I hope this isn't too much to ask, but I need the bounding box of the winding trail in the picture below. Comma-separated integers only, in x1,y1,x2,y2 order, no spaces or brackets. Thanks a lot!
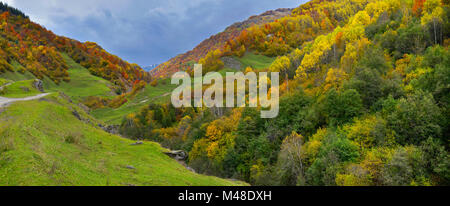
0,82,12,90
0,93,50,107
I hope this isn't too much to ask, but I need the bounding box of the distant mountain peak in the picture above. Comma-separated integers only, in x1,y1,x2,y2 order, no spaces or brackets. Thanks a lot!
150,8,293,78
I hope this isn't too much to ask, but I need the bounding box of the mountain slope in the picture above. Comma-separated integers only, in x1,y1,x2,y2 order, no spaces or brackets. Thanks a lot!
143,64,158,71
0,2,150,92
43,53,114,101
0,93,245,186
0,3,246,185
120,0,450,186
151,8,292,78
152,0,370,78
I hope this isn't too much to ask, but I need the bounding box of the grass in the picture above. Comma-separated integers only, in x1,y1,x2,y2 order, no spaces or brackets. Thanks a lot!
0,55,176,126
92,78,178,125
0,55,113,102
218,67,239,76
0,79,41,98
235,52,276,70
43,53,113,102
0,94,246,186
0,78,12,86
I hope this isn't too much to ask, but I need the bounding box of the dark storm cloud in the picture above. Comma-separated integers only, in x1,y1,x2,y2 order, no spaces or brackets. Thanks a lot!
3,0,303,66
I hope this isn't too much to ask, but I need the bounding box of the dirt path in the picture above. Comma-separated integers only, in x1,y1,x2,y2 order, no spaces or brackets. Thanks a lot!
138,92,171,104
0,82,12,90
0,93,50,107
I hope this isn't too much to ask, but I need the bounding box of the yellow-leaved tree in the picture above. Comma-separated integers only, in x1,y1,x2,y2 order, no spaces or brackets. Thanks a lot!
421,0,444,45
270,56,291,91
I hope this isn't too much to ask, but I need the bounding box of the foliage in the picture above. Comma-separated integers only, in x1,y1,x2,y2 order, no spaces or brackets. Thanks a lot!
323,88,364,126
155,0,450,186
0,9,150,91
343,115,395,150
0,2,27,18
386,90,444,145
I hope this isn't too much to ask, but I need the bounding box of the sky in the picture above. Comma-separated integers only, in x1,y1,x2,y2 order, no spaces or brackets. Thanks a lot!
2,0,303,66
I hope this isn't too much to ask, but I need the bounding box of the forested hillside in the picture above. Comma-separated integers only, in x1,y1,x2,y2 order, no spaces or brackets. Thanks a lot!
121,0,450,186
0,0,448,186
0,2,150,93
151,8,293,78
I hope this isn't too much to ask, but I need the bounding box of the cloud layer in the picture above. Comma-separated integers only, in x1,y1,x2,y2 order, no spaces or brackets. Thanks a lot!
3,0,302,66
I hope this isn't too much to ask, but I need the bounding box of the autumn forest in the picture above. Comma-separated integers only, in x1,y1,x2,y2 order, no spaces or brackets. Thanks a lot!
0,0,449,186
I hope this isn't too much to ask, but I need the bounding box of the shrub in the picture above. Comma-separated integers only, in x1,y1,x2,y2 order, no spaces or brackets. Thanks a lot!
323,88,364,126
386,90,443,145
64,131,83,144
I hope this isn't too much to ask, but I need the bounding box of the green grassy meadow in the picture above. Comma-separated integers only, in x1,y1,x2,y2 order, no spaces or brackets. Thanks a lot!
0,94,245,186
0,54,113,102
0,78,12,86
43,53,113,102
236,52,275,70
0,79,41,98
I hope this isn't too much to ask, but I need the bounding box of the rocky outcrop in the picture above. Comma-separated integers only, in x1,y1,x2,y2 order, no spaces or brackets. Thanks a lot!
58,92,72,103
20,86,30,92
72,110,82,120
125,165,136,170
130,141,144,146
77,103,90,113
164,150,188,161
69,106,118,135
221,57,242,70
33,79,44,92
99,124,119,134
186,166,196,173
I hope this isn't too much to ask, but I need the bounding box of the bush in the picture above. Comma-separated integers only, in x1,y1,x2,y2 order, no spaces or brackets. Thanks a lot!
345,67,384,108
381,147,429,186
64,131,84,144
305,132,360,185
150,79,158,87
381,148,414,186
82,96,108,109
395,23,430,55
323,88,364,126
386,91,443,145
420,138,450,185
342,115,395,149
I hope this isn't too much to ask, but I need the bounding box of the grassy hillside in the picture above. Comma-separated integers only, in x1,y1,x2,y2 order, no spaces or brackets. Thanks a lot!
92,79,177,125
43,53,113,102
0,54,113,102
0,79,41,98
0,78,11,86
0,93,245,186
1,54,174,126
236,52,276,70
